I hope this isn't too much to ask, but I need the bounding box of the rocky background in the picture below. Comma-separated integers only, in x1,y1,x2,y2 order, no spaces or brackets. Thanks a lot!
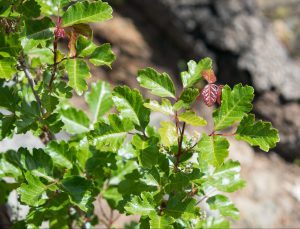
1,0,300,228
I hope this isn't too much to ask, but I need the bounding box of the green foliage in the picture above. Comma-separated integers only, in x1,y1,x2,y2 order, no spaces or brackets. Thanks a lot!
235,114,280,151
0,1,279,228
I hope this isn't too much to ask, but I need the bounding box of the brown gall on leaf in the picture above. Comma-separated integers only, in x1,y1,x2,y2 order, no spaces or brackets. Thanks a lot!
201,83,218,107
216,85,224,105
54,17,66,39
202,69,217,84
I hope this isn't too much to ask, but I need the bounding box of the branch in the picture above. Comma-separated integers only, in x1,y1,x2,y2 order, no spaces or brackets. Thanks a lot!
19,60,43,111
19,58,56,143
49,37,58,89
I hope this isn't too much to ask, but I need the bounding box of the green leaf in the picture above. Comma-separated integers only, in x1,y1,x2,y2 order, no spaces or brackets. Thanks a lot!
0,82,20,111
179,88,199,105
124,192,156,216
149,215,174,229
207,195,239,220
17,0,41,18
181,58,212,88
112,86,150,130
198,216,230,229
89,43,115,68
41,93,59,113
0,115,16,139
0,181,18,204
208,160,246,192
65,59,91,95
59,107,90,134
16,101,40,133
76,35,97,57
0,58,17,79
166,194,199,219
158,121,177,147
62,1,113,27
86,150,116,180
213,84,254,130
17,172,48,207
144,99,174,116
24,17,54,40
165,172,190,192
28,148,54,179
85,80,113,123
235,114,279,152
137,67,176,98
197,134,229,167
0,33,21,57
45,141,73,169
178,111,207,126
89,114,133,152
60,176,94,211
132,135,159,169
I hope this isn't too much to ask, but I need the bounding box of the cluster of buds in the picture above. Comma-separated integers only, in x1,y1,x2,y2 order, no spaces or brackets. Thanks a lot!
201,69,223,107
54,17,65,39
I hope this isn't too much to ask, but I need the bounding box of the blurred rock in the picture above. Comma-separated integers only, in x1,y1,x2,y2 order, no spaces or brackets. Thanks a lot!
229,139,300,228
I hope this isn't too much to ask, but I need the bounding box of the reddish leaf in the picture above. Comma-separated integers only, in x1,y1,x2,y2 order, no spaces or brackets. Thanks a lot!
201,83,218,107
54,17,65,38
216,85,224,105
202,69,216,83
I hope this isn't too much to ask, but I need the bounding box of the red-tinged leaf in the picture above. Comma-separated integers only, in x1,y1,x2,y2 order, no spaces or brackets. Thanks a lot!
54,17,65,38
201,83,218,107
202,69,216,83
68,31,77,57
217,85,224,105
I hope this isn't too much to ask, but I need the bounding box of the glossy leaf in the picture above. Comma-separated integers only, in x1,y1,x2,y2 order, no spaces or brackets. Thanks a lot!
197,134,229,167
124,192,156,216
24,17,54,40
62,1,113,27
65,59,91,95
149,215,175,229
17,172,48,207
89,43,115,68
236,114,279,151
59,107,90,134
178,111,207,126
166,194,200,219
0,58,17,79
207,194,239,220
202,69,216,83
144,99,174,116
45,141,73,169
85,80,113,123
60,176,93,211
201,83,218,107
137,67,176,98
181,58,212,88
179,88,199,106
89,114,133,152
158,121,177,147
213,84,254,130
112,86,150,130
76,35,97,57
208,160,246,192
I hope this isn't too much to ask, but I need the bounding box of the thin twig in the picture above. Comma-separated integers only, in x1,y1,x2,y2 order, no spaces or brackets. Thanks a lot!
20,60,43,111
49,37,58,89
19,58,56,143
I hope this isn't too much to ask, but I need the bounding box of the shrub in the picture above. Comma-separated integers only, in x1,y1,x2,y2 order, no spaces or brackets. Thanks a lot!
0,0,279,228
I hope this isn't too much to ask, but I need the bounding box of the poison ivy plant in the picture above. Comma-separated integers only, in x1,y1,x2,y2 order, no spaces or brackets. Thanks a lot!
0,0,279,228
